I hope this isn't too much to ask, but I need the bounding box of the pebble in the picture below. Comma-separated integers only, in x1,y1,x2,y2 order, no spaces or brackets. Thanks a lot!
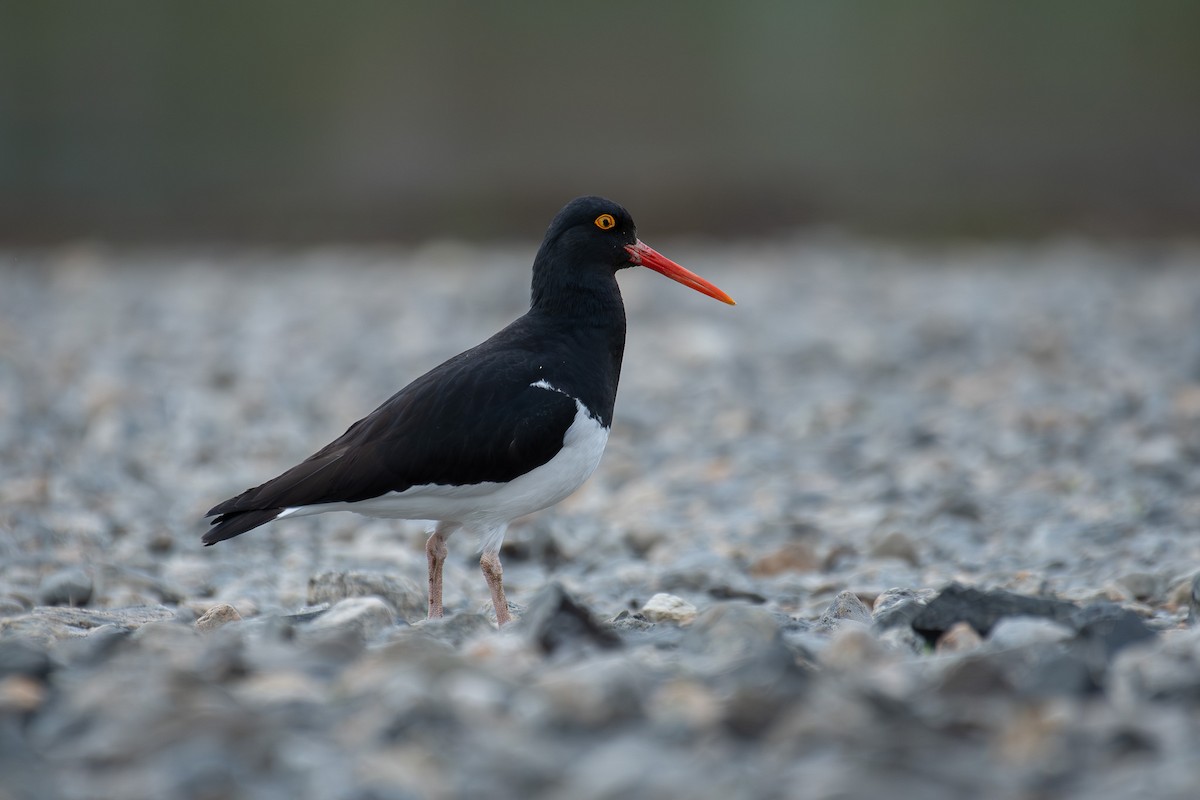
36,568,93,607
640,593,697,625
821,622,890,668
987,616,1074,649
936,620,984,653
519,583,620,654
0,638,53,680
1116,572,1160,603
194,602,243,632
871,587,931,631
307,597,396,641
307,571,427,622
749,541,820,576
868,530,920,566
0,674,46,713
817,590,872,631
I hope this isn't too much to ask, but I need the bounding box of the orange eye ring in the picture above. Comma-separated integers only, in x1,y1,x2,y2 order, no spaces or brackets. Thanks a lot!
594,213,616,230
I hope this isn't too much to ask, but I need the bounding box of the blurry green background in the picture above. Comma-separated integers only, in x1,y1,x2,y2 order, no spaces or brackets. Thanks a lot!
2,1,1198,242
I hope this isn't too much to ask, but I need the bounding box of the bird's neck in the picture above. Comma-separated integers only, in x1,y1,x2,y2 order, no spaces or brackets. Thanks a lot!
529,264,625,320
526,272,627,427
527,286,627,371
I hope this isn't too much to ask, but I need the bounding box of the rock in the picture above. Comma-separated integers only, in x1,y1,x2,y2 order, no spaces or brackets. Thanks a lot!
1116,572,1160,603
308,597,396,641
1008,645,1095,698
640,593,697,625
0,639,53,680
936,621,984,653
195,603,243,632
681,605,807,736
658,551,746,593
0,606,176,647
1164,570,1200,615
936,653,1016,697
413,612,496,647
871,587,931,631
520,583,620,655
877,624,927,655
0,596,27,617
1169,572,1200,625
749,541,820,576
1130,435,1181,470
821,623,889,669
0,675,46,714
681,604,797,680
987,616,1074,649
706,584,768,604
911,584,1078,644
234,670,326,709
868,530,919,565
817,590,872,631
37,567,93,607
1070,603,1157,662
532,654,647,727
1110,628,1200,705
646,678,723,730
307,571,426,622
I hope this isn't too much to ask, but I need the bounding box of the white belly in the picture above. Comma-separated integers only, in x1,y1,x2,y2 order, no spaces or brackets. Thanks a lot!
277,398,609,531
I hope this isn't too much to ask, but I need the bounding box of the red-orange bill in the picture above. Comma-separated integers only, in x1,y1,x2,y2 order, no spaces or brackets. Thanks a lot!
625,240,735,305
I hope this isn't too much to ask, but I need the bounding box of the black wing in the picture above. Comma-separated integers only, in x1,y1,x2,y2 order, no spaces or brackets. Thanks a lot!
202,346,579,544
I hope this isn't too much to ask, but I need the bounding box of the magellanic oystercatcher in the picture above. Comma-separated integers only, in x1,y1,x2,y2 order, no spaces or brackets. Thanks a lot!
203,196,734,625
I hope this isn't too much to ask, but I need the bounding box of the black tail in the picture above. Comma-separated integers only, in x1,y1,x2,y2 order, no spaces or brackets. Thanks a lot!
202,508,283,545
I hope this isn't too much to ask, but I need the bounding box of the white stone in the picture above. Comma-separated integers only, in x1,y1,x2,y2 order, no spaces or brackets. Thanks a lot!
641,593,697,625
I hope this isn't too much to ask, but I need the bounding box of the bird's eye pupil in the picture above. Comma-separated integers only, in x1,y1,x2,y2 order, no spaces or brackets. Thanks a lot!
594,214,615,230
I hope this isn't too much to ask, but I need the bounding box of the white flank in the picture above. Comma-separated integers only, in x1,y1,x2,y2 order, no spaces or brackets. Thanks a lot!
278,386,608,553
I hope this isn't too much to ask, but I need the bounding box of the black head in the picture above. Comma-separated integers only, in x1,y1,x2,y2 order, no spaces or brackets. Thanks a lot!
536,196,638,273
530,196,735,315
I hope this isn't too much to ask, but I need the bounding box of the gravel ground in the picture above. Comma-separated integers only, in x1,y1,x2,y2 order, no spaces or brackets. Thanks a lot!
2,238,1200,799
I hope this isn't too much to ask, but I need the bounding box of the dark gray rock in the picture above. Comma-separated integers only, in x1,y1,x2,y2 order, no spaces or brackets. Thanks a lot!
1070,602,1158,685
871,587,930,632
681,604,808,735
531,654,648,728
911,583,1078,643
519,582,620,655
0,638,52,680
1111,629,1200,704
36,567,93,607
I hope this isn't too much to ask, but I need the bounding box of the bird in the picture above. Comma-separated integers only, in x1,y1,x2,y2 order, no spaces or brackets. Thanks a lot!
202,196,734,625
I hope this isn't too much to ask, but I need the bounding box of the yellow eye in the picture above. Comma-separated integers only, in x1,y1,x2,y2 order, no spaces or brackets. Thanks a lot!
594,213,616,230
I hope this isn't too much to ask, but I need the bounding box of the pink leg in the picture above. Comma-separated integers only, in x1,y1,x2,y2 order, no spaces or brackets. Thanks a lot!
480,551,511,626
425,522,453,619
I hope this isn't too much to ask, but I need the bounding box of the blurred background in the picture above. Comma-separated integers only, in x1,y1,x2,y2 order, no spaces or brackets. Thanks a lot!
2,1,1198,244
